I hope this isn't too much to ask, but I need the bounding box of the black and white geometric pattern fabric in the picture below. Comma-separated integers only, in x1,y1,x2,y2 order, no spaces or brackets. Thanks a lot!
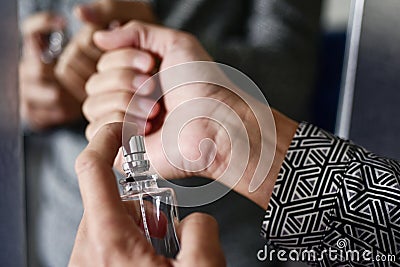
261,122,400,266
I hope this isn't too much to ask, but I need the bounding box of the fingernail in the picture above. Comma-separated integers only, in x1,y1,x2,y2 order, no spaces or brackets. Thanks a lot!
132,54,151,72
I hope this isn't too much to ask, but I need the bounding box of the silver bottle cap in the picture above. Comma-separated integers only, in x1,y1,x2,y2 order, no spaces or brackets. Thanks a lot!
123,135,149,174
123,135,146,155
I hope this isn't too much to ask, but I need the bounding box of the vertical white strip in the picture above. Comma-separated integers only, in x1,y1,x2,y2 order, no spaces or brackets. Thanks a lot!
335,0,365,138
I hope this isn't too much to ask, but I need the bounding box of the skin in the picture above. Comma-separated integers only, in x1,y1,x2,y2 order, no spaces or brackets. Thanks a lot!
19,0,156,130
85,21,299,209
70,123,226,267
19,13,83,130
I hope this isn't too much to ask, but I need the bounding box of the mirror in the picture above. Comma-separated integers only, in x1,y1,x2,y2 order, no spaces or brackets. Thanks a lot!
0,0,25,266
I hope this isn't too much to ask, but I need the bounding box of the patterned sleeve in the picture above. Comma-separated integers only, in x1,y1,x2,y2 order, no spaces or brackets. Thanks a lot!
261,122,400,266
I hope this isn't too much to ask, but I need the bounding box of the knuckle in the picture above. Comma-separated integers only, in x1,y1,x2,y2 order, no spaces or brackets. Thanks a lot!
54,61,68,78
126,20,142,29
172,31,197,46
81,99,93,121
114,70,133,87
85,74,98,95
106,112,125,123
96,55,108,72
113,112,125,122
76,29,96,50
75,150,101,176
101,0,116,13
47,86,62,102
189,212,218,226
85,123,94,141
118,92,132,109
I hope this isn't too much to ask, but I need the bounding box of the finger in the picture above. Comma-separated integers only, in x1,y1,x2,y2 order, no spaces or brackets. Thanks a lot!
22,104,67,130
85,113,149,141
58,43,97,80
19,58,54,80
75,122,134,216
22,33,45,58
21,104,55,130
98,48,155,73
85,111,124,140
20,80,62,107
94,21,183,56
22,12,65,36
83,92,159,122
74,0,156,28
86,69,154,96
23,94,82,128
54,63,87,102
176,213,226,266
74,26,103,60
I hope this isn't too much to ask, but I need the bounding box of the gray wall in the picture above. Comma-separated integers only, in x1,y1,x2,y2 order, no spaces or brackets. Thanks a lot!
338,0,400,159
348,0,400,160
0,0,26,266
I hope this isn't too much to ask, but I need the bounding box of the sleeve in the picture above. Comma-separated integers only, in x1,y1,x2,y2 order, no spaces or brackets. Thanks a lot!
261,122,400,266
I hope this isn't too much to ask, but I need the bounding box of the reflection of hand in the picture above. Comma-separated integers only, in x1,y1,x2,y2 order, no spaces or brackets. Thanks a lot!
19,13,83,130
70,122,225,267
89,22,298,209
54,0,158,112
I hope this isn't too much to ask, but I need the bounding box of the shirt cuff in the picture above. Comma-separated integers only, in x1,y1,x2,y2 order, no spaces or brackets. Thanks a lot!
261,122,351,251
261,122,400,265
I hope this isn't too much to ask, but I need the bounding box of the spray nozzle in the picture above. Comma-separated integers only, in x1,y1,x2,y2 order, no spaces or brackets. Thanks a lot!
122,135,150,175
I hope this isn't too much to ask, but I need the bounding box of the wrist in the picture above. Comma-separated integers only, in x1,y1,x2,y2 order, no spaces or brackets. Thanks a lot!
238,108,297,209
204,91,298,209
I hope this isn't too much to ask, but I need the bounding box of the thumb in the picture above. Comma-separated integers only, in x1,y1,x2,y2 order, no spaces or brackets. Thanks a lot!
93,21,187,56
74,0,156,28
177,213,226,266
74,1,104,27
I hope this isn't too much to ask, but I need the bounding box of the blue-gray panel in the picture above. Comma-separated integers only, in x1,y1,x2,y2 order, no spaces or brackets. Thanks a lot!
350,0,400,160
339,0,400,159
0,0,26,266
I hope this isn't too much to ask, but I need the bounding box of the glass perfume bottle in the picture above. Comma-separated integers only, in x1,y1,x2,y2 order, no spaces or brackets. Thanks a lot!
41,30,68,64
120,135,180,258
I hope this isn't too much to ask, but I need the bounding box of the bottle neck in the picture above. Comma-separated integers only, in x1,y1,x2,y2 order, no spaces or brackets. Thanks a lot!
122,135,156,195
120,172,158,195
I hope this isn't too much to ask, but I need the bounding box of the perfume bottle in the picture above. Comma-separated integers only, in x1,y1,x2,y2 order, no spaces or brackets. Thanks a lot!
120,135,180,258
41,30,68,64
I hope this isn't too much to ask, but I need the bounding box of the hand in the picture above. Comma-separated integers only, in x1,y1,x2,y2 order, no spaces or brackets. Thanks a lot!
54,0,157,102
19,12,83,130
70,122,225,267
86,22,224,178
88,21,298,209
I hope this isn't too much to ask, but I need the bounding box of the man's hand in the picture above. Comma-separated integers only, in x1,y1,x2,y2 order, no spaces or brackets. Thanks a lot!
69,122,225,267
85,21,298,209
86,22,228,180
19,12,83,130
